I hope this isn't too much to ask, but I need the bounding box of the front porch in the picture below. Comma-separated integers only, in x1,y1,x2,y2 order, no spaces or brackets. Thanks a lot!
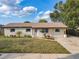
32,28,67,38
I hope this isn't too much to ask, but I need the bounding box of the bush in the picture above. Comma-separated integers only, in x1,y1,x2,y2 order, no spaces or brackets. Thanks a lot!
66,29,79,37
46,35,54,40
24,35,32,38
16,31,22,37
44,34,54,40
10,35,16,37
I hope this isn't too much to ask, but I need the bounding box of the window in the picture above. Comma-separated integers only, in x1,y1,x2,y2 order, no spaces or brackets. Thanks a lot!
55,28,60,32
45,29,48,33
35,29,37,32
40,28,48,33
26,28,31,32
10,29,15,32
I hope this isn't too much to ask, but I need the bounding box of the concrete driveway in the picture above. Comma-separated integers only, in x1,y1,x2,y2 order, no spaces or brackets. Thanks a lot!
55,36,79,54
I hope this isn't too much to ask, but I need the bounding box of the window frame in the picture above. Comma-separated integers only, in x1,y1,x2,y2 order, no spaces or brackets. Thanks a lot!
55,28,60,32
40,28,48,33
26,28,31,32
35,29,37,32
10,28,15,32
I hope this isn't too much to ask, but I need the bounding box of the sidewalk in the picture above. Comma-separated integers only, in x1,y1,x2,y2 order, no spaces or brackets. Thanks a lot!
0,53,79,59
0,53,70,59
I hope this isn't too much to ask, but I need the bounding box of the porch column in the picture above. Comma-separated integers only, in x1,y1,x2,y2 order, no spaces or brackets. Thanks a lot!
64,29,67,37
48,28,53,37
32,28,35,37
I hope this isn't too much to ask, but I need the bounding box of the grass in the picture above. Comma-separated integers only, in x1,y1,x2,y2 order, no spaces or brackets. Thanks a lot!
0,37,70,53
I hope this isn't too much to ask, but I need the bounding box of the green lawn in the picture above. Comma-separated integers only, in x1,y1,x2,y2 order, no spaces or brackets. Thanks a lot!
0,37,70,53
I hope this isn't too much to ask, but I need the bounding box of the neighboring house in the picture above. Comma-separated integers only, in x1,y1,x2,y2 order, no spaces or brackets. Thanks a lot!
3,22,67,37
0,25,4,35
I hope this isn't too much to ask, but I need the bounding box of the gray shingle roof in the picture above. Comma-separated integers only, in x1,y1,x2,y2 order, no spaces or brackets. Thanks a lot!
3,22,67,28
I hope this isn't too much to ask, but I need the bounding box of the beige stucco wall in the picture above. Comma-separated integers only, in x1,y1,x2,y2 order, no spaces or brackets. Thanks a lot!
4,28,66,37
4,28,32,37
32,28,36,37
32,29,45,37
33,28,66,38
52,28,66,37
36,29,45,37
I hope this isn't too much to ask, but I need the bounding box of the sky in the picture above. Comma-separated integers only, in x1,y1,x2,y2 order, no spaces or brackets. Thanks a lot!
0,0,66,25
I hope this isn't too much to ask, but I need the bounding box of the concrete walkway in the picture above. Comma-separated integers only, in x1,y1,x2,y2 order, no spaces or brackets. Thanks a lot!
55,37,79,54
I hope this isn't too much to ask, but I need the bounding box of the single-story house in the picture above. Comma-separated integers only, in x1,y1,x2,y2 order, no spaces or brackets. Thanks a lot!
3,22,67,38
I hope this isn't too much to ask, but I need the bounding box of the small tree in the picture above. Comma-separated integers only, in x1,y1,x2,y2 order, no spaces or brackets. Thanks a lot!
39,19,47,23
16,31,22,37
24,21,31,23
50,10,61,22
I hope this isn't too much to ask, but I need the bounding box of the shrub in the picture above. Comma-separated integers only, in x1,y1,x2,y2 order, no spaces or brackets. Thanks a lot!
44,34,54,40
4,36,9,38
46,35,54,40
44,33,47,38
16,31,22,37
66,29,79,37
24,35,32,38
10,35,16,37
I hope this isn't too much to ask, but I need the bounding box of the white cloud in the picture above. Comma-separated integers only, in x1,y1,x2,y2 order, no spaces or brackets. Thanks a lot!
38,11,44,15
35,10,51,19
0,0,23,5
0,0,37,17
16,0,23,4
44,11,51,15
0,4,10,15
23,6,37,13
34,10,52,22
41,11,51,19
12,6,37,17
